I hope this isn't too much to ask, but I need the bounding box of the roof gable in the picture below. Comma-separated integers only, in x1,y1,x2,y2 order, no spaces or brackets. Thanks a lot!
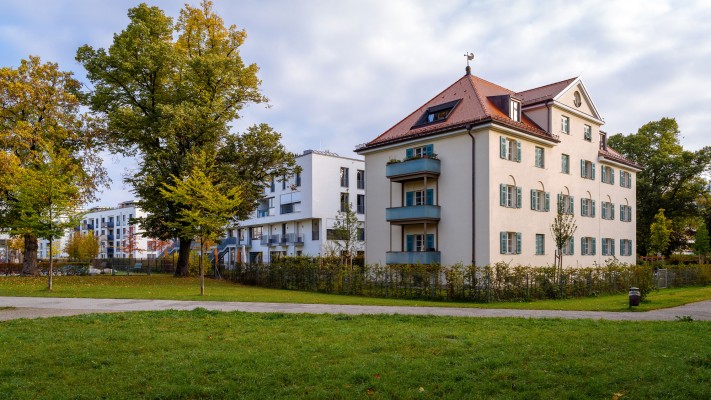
553,79,603,121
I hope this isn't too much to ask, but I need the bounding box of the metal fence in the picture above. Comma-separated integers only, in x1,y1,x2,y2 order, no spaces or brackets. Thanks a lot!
0,258,176,276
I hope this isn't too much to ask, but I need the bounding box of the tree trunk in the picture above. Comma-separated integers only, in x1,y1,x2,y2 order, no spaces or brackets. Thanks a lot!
22,234,39,276
175,238,192,277
48,239,54,291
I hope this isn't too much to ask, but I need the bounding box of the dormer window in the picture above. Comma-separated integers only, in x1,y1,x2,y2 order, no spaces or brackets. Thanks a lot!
509,99,521,122
412,99,461,128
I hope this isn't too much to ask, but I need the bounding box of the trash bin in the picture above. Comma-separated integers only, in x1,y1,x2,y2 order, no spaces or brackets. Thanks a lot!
629,287,641,307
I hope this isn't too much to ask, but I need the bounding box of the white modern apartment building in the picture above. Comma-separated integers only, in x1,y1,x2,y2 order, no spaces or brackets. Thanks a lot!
220,150,365,264
78,201,157,259
356,68,641,267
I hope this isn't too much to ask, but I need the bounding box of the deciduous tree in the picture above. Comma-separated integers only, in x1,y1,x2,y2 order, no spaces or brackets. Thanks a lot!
608,118,711,255
159,153,243,294
693,221,710,264
77,2,296,276
0,56,106,275
649,209,672,257
550,198,577,283
329,200,362,268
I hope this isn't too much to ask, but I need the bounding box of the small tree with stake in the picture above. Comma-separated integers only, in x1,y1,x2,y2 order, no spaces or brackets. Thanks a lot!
160,154,243,295
694,221,711,264
330,201,361,271
550,197,577,291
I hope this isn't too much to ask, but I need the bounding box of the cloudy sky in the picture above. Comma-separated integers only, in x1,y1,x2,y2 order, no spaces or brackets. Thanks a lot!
2,0,709,206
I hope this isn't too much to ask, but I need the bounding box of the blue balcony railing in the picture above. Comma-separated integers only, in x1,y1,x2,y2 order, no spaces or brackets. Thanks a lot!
386,157,440,181
386,205,441,223
386,251,441,265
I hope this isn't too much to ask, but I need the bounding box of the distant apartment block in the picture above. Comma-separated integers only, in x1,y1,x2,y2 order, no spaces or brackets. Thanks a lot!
78,201,159,259
219,150,365,265
357,68,641,267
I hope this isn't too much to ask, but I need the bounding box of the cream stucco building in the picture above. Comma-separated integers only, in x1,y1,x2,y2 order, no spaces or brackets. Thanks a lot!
356,68,641,267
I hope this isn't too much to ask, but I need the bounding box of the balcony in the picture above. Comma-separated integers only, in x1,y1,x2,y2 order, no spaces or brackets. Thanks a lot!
285,233,305,245
386,251,441,265
85,223,94,231
386,157,440,182
107,234,114,241
386,205,441,224
101,221,114,228
261,235,281,246
237,239,251,248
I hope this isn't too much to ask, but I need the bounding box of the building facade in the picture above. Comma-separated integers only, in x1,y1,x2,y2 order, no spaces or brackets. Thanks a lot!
357,69,641,267
220,150,365,265
78,201,157,259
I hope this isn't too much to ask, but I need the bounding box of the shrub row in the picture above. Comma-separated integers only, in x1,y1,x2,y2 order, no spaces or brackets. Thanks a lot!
220,257,711,302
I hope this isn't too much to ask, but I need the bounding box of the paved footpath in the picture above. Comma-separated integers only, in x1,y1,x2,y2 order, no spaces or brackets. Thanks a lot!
1,296,710,321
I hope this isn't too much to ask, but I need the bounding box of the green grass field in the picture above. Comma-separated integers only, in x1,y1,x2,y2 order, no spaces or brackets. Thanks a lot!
1,275,710,311
0,310,709,399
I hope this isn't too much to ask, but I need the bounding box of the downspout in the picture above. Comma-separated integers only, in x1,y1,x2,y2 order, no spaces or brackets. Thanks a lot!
467,125,476,265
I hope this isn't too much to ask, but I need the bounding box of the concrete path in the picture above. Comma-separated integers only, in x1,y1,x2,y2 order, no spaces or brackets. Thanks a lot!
1,296,710,321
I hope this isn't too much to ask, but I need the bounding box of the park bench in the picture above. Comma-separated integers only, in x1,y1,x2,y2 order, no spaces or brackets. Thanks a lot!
132,262,143,272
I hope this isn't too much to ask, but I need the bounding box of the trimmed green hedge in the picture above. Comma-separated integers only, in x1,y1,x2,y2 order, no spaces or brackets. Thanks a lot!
221,257,711,302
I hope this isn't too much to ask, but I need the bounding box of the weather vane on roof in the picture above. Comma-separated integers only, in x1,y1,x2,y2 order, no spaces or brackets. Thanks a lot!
464,52,474,66
464,52,474,75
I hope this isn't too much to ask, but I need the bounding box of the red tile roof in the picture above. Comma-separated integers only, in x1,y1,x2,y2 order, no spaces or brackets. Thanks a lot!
516,77,577,106
360,74,557,150
598,146,643,170
357,73,641,171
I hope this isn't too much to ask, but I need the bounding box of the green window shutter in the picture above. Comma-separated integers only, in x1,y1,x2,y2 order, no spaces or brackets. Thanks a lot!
620,170,624,187
569,196,574,214
592,237,597,255
425,144,434,156
620,206,624,221
406,148,413,159
581,160,586,177
500,232,507,254
569,237,574,255
426,189,434,205
601,165,605,182
610,168,615,185
405,192,413,207
406,235,414,252
516,232,522,254
591,163,596,180
557,193,562,211
530,189,536,210
591,200,596,218
516,141,522,162
602,238,608,255
601,203,607,219
426,234,434,251
628,206,632,222
629,240,633,256
516,187,522,208
544,192,550,212
611,239,615,256
500,137,506,159
500,184,506,206
581,198,587,216
611,204,615,220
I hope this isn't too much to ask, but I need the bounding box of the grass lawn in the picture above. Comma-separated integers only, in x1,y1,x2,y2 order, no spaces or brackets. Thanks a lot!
0,310,709,399
0,275,710,312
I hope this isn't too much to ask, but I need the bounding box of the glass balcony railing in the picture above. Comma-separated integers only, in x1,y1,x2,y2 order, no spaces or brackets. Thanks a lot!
386,157,440,181
386,251,441,265
386,205,441,223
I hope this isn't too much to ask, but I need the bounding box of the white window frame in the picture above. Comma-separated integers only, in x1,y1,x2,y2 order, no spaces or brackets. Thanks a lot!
535,147,544,168
584,125,592,142
504,185,516,208
561,154,570,174
510,100,521,122
561,115,570,134
535,234,545,255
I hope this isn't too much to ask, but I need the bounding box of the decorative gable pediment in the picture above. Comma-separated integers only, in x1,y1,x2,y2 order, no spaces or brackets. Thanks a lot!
553,79,603,122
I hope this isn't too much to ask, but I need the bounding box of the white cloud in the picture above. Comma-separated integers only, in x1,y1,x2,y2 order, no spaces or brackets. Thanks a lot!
1,0,710,207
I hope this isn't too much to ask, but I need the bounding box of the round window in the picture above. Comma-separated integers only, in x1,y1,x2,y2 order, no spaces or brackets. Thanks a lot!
573,91,582,107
